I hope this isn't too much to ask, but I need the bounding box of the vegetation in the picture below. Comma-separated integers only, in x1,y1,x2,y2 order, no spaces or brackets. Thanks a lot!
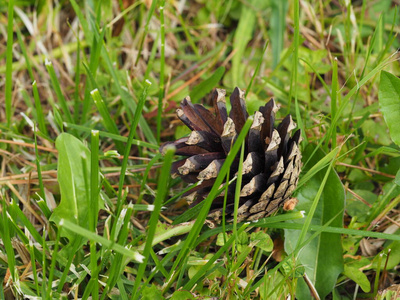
1,0,400,299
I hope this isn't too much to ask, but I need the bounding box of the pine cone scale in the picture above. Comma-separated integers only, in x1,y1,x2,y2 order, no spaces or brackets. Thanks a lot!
229,87,248,134
212,88,228,130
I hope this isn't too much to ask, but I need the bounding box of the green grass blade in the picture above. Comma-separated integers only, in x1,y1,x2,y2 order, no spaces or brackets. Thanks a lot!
5,0,15,127
41,227,47,296
113,80,152,234
291,0,305,143
330,57,338,150
171,180,231,224
81,28,106,123
90,88,124,152
100,47,157,145
189,66,225,103
261,222,400,242
297,146,337,189
325,54,395,147
270,0,288,69
28,241,40,296
9,199,43,244
135,0,158,66
1,200,16,280
46,225,62,298
35,197,52,220
69,0,92,41
64,122,158,149
177,14,200,57
132,145,175,299
183,223,249,290
89,130,100,300
15,26,48,136
57,218,144,262
73,29,81,124
45,60,74,124
32,81,49,136
34,127,46,202
230,0,258,87
99,204,134,300
157,0,166,143
232,140,245,255
196,212,305,246
295,147,340,248
246,41,269,97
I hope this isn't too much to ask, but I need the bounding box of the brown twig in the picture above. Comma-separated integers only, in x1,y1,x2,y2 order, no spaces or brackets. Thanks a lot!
337,162,395,179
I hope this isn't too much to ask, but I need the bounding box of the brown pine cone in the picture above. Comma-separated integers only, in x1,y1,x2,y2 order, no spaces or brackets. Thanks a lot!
161,87,302,222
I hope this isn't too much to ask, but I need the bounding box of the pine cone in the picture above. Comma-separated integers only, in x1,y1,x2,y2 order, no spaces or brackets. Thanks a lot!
161,87,302,222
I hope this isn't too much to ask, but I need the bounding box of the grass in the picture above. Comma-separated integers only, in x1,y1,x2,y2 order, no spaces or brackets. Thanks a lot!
1,0,400,299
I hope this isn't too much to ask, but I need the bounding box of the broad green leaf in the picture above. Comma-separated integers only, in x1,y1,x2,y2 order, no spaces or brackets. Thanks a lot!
343,265,371,293
361,119,393,145
250,231,273,252
365,146,399,158
281,258,305,278
188,254,223,281
229,0,267,87
237,231,249,252
245,93,268,115
342,235,360,255
170,291,195,300
345,189,377,222
370,241,400,270
284,144,344,299
174,125,191,140
141,284,164,300
395,168,400,186
378,289,400,300
50,133,100,249
216,232,230,246
270,0,288,68
260,270,289,299
189,66,225,103
299,48,331,74
378,71,400,147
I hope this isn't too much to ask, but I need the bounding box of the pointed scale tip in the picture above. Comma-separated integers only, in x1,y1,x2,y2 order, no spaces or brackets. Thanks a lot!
215,88,226,103
182,96,192,105
287,115,297,132
233,87,245,98
251,111,264,131
221,117,236,137
270,98,280,113
186,131,203,145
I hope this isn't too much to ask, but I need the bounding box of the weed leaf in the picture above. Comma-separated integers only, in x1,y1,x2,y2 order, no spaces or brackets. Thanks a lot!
343,266,371,293
190,66,225,102
284,144,344,299
378,71,400,147
50,133,94,250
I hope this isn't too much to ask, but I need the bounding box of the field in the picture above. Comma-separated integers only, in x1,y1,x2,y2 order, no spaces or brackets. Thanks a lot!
1,0,400,299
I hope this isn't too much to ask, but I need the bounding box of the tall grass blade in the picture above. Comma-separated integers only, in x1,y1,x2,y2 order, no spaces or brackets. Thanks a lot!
1,201,16,280
89,130,100,299
113,80,152,238
157,0,166,143
45,60,74,124
132,146,175,299
64,123,158,149
90,88,124,152
5,0,15,127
